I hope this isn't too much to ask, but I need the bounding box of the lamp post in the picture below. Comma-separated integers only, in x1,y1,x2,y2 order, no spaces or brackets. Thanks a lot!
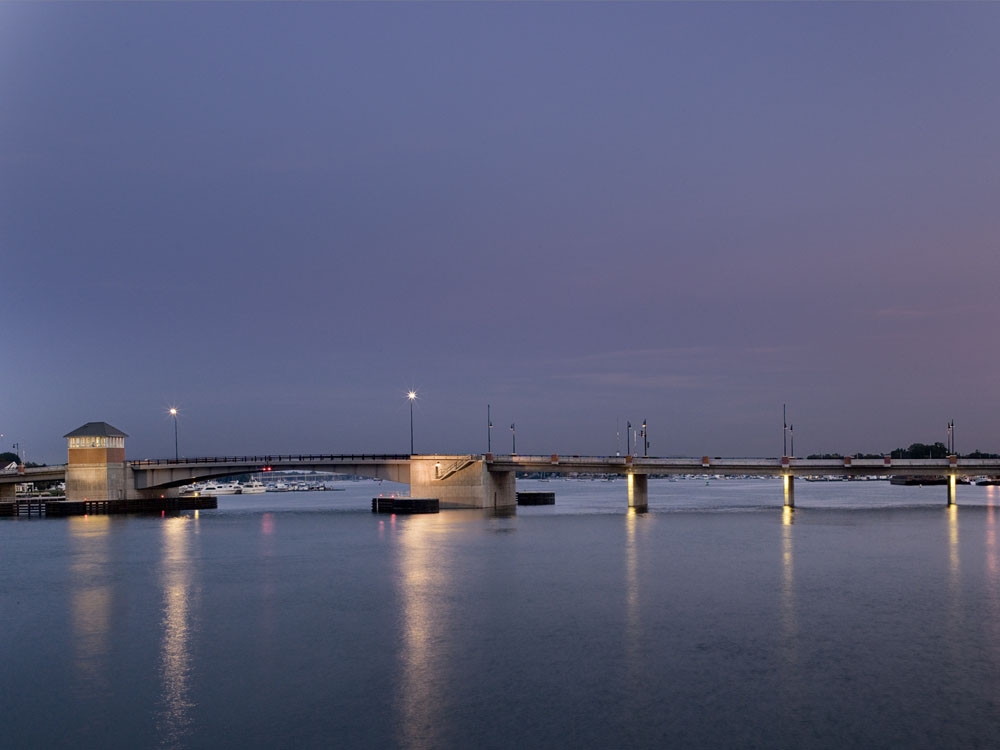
407,391,417,454
783,404,787,457
626,421,631,456
510,423,516,455
168,407,178,460
642,419,648,457
488,404,493,453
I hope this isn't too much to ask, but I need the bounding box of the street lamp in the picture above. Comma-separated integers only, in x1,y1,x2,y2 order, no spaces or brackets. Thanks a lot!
168,407,178,460
407,391,417,454
510,422,516,455
783,404,787,457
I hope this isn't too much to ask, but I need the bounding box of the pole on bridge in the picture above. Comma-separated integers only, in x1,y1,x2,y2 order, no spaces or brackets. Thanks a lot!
783,404,787,457
488,404,492,454
407,391,416,454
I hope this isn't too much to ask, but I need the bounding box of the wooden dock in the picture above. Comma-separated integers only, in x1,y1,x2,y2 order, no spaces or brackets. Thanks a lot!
517,491,556,506
372,497,439,514
1,496,217,518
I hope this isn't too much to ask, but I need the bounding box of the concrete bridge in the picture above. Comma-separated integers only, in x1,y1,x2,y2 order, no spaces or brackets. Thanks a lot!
4,437,999,509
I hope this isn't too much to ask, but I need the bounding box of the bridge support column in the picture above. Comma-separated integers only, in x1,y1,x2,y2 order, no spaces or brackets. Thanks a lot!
410,456,515,509
947,474,957,506
783,475,795,508
0,483,14,501
628,473,648,511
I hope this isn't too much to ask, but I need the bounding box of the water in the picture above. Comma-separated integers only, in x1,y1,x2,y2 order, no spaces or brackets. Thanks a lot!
4,478,1000,749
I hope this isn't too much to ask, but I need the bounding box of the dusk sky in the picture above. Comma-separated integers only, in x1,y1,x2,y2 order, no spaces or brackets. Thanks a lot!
3,2,1000,464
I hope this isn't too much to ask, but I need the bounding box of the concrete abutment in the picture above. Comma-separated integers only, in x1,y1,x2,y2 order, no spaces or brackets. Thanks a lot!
409,456,516,509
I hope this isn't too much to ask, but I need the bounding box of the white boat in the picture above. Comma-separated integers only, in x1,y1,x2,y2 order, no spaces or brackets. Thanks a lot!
241,479,266,494
202,482,240,495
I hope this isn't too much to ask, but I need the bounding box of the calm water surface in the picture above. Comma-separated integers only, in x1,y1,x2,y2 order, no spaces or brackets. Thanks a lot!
4,478,1000,749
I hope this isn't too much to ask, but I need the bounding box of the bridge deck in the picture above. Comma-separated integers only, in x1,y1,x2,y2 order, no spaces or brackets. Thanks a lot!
5,454,1000,487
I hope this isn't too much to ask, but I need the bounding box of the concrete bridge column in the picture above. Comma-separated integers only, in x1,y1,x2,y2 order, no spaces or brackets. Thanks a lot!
947,474,957,506
783,475,795,508
0,484,14,501
628,473,648,511
409,456,516,509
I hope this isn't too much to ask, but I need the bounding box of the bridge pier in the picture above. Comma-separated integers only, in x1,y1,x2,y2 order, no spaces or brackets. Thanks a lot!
948,474,957,506
410,456,516,509
627,473,648,511
783,475,795,508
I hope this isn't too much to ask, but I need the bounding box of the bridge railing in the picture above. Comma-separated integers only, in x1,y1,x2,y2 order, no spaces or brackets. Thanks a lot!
129,454,411,467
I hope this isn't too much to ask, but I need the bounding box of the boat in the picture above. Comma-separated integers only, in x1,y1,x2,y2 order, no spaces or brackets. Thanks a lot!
240,479,266,494
202,481,240,495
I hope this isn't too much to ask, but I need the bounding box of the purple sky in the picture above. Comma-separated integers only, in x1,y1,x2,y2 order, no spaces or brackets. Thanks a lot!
3,2,1000,464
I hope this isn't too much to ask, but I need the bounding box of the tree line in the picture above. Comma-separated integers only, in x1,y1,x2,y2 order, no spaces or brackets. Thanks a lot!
807,443,1000,460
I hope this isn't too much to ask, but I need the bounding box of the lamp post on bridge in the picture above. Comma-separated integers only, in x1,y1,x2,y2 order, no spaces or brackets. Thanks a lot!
407,391,417,455
168,407,179,460
488,404,493,453
510,423,516,455
783,404,787,457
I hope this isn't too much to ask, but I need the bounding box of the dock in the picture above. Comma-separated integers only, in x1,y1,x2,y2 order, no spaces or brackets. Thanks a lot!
372,497,439,514
1,496,217,518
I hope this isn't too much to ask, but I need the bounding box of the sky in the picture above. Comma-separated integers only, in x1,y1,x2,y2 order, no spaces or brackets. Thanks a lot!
3,2,1000,464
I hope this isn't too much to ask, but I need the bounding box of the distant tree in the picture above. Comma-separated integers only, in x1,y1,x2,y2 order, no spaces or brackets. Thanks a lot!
891,442,949,459
0,452,43,468
963,450,1000,459
807,453,844,459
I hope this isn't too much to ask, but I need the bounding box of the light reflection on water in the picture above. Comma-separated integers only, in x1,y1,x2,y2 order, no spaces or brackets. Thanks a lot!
397,515,444,750
780,506,797,668
624,508,642,681
157,517,197,749
70,516,111,692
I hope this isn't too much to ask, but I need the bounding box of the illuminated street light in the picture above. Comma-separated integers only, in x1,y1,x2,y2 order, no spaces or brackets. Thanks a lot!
407,391,417,454
168,407,179,460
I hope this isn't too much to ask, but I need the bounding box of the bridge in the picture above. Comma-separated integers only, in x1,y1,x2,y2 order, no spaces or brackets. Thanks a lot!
4,438,999,509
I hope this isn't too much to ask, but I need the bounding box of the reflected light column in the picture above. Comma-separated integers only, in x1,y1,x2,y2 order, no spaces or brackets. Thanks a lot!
397,516,443,750
624,508,642,679
157,517,196,748
70,516,112,693
780,506,798,665
945,504,964,669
